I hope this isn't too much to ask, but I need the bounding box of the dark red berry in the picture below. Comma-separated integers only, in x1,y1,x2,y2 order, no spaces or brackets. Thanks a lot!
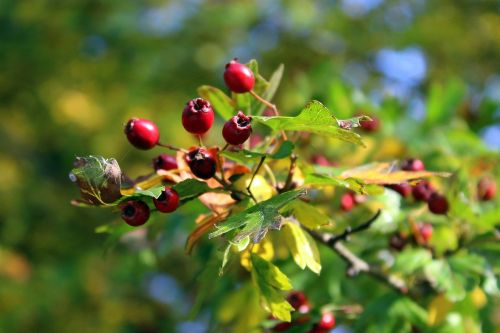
152,154,178,171
401,158,425,172
124,118,160,150
287,291,310,313
477,177,496,201
311,155,331,167
272,322,292,332
185,147,217,179
428,192,449,215
224,59,255,93
120,200,150,226
359,115,380,132
389,233,408,251
340,192,356,211
153,187,180,213
222,111,253,145
418,223,433,243
316,312,336,330
412,180,434,202
182,98,214,134
387,182,412,198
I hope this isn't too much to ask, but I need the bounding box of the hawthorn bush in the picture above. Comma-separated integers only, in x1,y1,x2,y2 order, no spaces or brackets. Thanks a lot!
70,60,499,333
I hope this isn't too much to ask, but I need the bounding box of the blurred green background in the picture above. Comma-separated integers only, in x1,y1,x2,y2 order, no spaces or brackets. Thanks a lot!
1,1,499,332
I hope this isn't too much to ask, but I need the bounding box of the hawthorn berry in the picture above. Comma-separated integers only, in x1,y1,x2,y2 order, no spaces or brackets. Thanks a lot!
389,233,408,251
124,118,160,150
287,291,310,313
313,312,336,331
340,192,356,211
182,98,214,134
401,158,425,172
359,115,380,132
185,147,217,179
427,192,449,215
152,153,178,171
418,223,433,243
120,200,150,226
271,321,292,332
153,187,180,213
311,155,331,167
224,59,255,93
477,177,496,201
412,180,434,202
222,111,253,145
387,182,412,198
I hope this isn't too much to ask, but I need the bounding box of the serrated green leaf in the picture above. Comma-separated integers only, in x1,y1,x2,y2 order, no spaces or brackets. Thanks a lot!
208,190,306,243
285,200,331,229
252,100,365,146
221,141,294,164
393,248,433,275
251,254,294,322
282,221,321,274
197,85,235,119
304,173,384,195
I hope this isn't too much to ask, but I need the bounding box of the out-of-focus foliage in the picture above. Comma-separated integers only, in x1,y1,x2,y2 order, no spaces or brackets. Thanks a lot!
0,1,499,332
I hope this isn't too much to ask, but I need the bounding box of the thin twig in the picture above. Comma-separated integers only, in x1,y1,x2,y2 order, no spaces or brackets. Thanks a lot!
306,210,408,294
157,142,188,153
246,156,266,202
281,154,297,192
249,90,288,140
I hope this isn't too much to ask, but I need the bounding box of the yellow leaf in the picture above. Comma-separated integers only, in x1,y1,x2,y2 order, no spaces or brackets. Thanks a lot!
428,294,453,326
282,221,321,274
240,238,275,271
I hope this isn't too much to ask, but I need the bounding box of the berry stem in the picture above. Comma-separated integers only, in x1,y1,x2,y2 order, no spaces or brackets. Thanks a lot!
157,142,188,153
197,135,204,147
246,156,266,201
221,143,229,152
281,154,297,192
249,90,288,141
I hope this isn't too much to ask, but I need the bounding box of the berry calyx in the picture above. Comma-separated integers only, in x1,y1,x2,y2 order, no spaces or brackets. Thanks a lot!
340,192,356,212
287,291,310,314
477,177,496,201
185,147,217,179
182,98,215,134
153,187,180,213
224,59,255,93
427,192,449,215
401,158,425,172
120,200,150,226
222,111,253,145
359,115,380,132
152,154,178,171
387,182,412,198
412,180,434,202
418,223,433,243
124,118,160,150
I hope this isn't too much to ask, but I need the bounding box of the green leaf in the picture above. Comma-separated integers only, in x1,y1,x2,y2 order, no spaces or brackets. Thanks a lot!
173,179,215,201
304,173,384,195
282,221,321,274
426,78,467,125
208,190,306,243
424,260,466,301
392,248,432,275
197,85,235,119
221,141,294,164
326,79,352,119
285,200,331,229
251,254,294,322
252,100,365,146
256,64,284,115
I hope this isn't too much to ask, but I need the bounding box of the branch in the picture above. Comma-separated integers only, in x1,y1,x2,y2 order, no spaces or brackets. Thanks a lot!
306,210,408,294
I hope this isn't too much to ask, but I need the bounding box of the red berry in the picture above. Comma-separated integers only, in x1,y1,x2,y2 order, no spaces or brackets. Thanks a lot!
272,322,292,332
477,177,496,201
316,312,336,330
340,192,356,211
418,223,433,243
222,111,253,145
185,147,217,179
389,233,408,251
311,155,331,167
412,180,434,202
120,200,150,226
182,98,214,134
152,154,178,171
359,115,380,132
387,182,412,198
224,59,255,93
401,158,425,172
124,118,160,150
287,291,310,313
427,192,449,215
153,187,180,213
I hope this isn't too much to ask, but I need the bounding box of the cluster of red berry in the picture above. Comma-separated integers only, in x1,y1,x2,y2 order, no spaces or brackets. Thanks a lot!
271,291,336,333
118,59,257,227
389,222,434,251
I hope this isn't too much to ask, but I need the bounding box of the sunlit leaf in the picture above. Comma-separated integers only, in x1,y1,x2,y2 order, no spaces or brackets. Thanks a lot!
282,221,321,274
284,200,331,229
392,248,432,275
221,141,294,164
304,173,384,195
197,85,235,119
252,100,365,146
